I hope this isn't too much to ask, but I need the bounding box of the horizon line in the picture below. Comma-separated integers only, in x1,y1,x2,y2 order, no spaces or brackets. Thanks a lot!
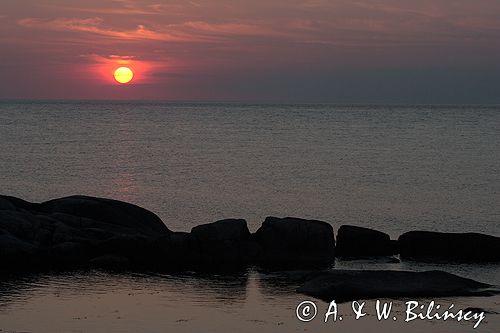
1,98,499,107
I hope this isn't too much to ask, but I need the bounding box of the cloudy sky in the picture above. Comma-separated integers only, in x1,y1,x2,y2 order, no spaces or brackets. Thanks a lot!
1,0,499,102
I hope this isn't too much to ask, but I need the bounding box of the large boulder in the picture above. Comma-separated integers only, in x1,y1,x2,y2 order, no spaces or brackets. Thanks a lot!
0,210,45,242
40,195,170,235
0,195,40,212
190,219,257,267
151,232,198,270
191,219,250,243
0,195,171,270
0,234,37,266
336,225,396,257
399,231,500,262
297,269,496,302
0,197,16,211
255,216,335,267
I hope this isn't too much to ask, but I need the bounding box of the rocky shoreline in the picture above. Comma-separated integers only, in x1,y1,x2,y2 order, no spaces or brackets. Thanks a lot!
1,194,499,301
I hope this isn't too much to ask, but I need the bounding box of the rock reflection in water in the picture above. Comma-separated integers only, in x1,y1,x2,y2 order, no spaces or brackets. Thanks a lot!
0,268,499,333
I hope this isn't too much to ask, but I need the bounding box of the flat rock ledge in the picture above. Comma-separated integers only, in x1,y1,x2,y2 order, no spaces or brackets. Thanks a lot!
297,270,498,302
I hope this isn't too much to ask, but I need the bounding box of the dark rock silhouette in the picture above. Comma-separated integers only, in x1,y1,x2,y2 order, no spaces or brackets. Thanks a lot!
255,216,335,267
191,219,250,244
0,233,37,266
336,225,396,257
190,219,258,267
0,196,335,271
0,195,40,211
40,195,170,235
0,195,170,269
2,194,500,273
297,270,497,302
89,254,131,269
399,231,500,262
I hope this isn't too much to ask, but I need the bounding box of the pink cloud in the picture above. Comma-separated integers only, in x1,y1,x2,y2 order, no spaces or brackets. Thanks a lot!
17,17,205,42
178,21,282,36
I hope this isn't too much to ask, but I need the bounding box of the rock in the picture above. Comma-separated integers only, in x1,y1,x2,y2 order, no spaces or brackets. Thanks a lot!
51,221,90,244
336,225,396,257
191,219,250,243
165,232,192,252
49,241,93,266
153,232,197,269
89,254,130,269
399,231,500,262
0,197,17,211
0,195,171,271
297,269,496,302
0,210,42,241
335,256,400,264
40,195,170,235
0,195,40,212
51,241,87,256
50,212,157,240
255,216,335,267
389,239,399,254
385,256,400,263
3,193,498,274
190,219,256,267
93,235,158,265
0,234,37,266
0,234,37,256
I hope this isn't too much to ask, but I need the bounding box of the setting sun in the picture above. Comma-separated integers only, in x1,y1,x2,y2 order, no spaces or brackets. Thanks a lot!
113,67,134,84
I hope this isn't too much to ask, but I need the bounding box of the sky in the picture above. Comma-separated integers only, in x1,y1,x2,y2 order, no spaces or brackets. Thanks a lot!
1,0,499,103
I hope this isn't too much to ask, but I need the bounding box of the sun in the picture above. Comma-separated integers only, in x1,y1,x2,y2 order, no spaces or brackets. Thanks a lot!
114,67,134,84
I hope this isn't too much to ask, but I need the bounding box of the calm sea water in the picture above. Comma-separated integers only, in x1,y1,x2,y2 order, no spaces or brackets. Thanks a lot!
1,101,499,235
0,264,499,333
0,101,499,332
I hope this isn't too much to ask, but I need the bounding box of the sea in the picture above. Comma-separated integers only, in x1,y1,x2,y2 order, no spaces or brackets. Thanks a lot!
0,101,499,332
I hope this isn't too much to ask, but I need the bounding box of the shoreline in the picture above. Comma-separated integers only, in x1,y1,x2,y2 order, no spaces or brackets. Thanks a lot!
1,194,499,302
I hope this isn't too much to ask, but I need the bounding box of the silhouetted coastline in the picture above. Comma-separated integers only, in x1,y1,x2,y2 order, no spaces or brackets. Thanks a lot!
1,194,499,302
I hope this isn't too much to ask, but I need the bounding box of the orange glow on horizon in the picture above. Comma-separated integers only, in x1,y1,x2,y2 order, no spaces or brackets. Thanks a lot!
113,66,134,84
